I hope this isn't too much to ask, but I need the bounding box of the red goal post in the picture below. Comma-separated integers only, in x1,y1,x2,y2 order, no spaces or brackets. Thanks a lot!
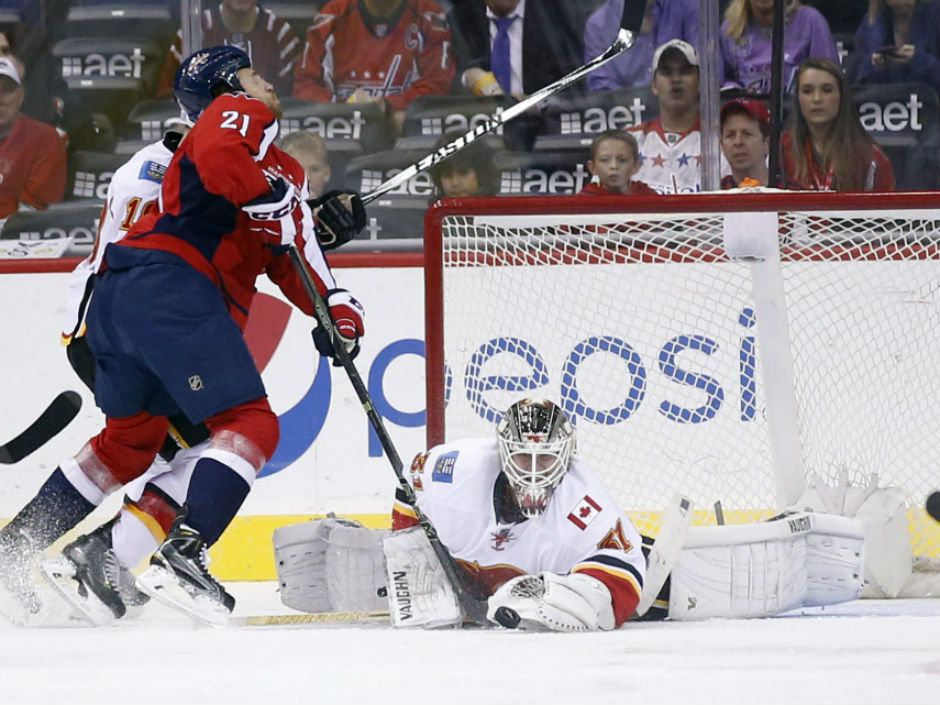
424,191,940,560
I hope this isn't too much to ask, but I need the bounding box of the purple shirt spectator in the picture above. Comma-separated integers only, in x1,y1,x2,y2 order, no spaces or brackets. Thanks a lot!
853,1,940,92
584,0,654,89
721,5,839,94
652,0,698,49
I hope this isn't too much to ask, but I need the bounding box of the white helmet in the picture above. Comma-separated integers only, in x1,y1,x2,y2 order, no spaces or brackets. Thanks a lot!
496,399,575,518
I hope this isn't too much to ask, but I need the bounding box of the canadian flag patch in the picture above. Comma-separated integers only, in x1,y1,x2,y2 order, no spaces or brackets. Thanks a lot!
567,495,602,530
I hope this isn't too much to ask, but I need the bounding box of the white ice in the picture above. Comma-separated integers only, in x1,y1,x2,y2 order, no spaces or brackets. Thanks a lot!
1,583,938,705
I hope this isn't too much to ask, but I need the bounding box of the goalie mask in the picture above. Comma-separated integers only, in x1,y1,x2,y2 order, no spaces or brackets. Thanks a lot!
497,399,576,518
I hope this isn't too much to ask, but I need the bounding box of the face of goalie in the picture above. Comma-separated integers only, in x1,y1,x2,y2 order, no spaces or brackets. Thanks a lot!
497,399,575,518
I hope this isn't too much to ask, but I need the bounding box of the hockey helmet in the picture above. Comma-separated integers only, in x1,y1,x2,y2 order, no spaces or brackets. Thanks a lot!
174,45,251,122
496,399,576,518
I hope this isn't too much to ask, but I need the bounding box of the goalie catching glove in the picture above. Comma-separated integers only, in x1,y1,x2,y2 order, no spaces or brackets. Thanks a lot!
312,288,365,364
242,176,302,247
311,190,366,250
487,572,615,632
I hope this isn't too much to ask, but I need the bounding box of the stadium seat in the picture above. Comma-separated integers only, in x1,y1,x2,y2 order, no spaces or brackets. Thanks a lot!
279,99,392,154
397,94,522,152
115,98,180,154
494,150,591,195
66,150,127,201
533,86,659,152
1,201,102,258
63,4,175,41
851,82,940,190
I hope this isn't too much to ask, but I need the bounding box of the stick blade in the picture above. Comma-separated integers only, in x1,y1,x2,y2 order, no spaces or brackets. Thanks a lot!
620,0,647,33
0,391,82,464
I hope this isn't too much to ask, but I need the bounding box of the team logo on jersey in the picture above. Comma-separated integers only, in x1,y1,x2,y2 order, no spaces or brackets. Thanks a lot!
490,528,514,551
188,375,204,391
431,451,458,483
567,495,602,530
597,519,633,552
410,451,429,474
139,160,166,184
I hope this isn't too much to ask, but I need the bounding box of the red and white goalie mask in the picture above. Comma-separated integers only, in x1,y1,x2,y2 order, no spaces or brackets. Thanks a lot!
496,399,576,518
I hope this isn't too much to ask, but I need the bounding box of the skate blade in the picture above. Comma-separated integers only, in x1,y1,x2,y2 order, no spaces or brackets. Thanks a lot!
136,565,232,627
39,557,117,627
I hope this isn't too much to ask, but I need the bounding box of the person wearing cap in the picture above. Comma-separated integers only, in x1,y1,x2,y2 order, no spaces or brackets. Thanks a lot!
628,39,723,194
0,56,66,220
581,130,658,196
720,0,839,95
720,98,770,189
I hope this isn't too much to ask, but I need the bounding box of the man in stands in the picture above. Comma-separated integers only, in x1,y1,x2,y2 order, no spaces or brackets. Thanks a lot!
0,56,65,219
581,130,658,196
628,39,711,194
719,98,770,188
293,0,454,133
157,0,301,97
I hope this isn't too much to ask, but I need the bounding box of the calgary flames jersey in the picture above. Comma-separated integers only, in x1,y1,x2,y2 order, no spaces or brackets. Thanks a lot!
392,437,646,627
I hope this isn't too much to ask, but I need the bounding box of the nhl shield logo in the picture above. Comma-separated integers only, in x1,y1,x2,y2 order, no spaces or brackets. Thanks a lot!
188,374,204,391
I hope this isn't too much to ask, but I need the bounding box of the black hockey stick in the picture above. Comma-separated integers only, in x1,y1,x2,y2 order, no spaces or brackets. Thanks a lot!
306,0,647,210
288,246,490,626
927,491,940,523
0,391,82,465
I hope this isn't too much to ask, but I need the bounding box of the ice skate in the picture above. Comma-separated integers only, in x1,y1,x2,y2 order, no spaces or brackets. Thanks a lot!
41,520,150,626
136,521,235,627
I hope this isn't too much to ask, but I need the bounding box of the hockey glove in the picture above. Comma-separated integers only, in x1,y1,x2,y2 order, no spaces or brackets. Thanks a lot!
243,176,301,247
487,572,615,632
310,190,366,250
312,288,365,365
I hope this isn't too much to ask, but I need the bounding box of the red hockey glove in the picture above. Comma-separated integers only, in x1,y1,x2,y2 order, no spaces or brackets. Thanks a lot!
311,288,365,365
243,176,301,246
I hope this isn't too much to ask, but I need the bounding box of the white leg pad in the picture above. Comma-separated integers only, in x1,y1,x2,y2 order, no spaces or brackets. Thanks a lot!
383,527,461,629
804,513,865,606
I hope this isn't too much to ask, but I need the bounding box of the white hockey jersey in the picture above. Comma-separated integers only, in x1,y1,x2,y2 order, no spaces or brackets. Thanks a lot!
393,438,646,626
61,138,173,340
627,118,728,194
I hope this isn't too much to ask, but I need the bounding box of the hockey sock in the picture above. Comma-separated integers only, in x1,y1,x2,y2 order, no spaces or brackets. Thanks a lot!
181,458,251,546
111,511,160,570
1,468,95,549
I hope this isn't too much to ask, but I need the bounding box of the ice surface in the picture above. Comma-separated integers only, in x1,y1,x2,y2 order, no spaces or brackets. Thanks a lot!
1,582,938,705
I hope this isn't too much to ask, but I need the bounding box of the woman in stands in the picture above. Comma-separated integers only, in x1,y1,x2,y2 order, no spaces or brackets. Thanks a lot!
720,0,839,95
852,0,940,92
782,57,895,191
429,135,499,199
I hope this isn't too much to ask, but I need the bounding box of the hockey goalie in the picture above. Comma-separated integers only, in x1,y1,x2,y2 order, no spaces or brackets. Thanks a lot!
274,399,866,630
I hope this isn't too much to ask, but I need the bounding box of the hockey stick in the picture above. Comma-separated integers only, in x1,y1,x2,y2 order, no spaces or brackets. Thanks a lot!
635,492,694,617
288,247,490,626
233,610,390,627
0,391,82,465
306,0,646,208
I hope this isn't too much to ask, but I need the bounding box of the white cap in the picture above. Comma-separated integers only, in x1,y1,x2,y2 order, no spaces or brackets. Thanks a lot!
652,39,699,72
0,57,21,85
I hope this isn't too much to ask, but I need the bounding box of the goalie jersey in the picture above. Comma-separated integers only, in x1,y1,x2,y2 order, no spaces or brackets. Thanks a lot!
392,438,646,626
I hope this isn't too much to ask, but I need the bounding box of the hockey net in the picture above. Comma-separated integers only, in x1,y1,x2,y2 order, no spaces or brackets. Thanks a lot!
424,191,940,566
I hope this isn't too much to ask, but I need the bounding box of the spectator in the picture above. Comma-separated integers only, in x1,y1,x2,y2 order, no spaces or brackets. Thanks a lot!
652,0,699,49
852,0,940,92
451,0,583,97
294,0,454,133
157,1,301,97
585,0,656,90
581,130,658,195
720,97,770,188
429,133,499,198
0,57,66,219
278,130,332,199
721,0,839,94
628,40,717,194
782,57,895,191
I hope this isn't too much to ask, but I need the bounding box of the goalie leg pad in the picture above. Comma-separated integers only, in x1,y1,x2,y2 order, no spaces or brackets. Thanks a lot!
804,513,865,607
487,572,615,632
382,528,461,629
274,518,387,614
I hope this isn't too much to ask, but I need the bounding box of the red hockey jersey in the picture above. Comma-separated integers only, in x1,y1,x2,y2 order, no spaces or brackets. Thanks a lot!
116,93,334,329
293,0,454,112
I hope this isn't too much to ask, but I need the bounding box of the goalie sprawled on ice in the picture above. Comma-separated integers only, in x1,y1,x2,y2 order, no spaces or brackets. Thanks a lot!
275,399,866,630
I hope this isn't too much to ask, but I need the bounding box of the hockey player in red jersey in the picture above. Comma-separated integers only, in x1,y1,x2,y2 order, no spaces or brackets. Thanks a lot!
0,46,366,625
293,0,454,129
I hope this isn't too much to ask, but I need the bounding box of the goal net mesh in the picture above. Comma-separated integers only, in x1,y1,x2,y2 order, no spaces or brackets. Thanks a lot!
428,197,940,560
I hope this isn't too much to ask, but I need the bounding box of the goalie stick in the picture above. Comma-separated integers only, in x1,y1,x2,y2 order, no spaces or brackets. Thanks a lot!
288,246,490,626
635,492,694,617
0,391,82,465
